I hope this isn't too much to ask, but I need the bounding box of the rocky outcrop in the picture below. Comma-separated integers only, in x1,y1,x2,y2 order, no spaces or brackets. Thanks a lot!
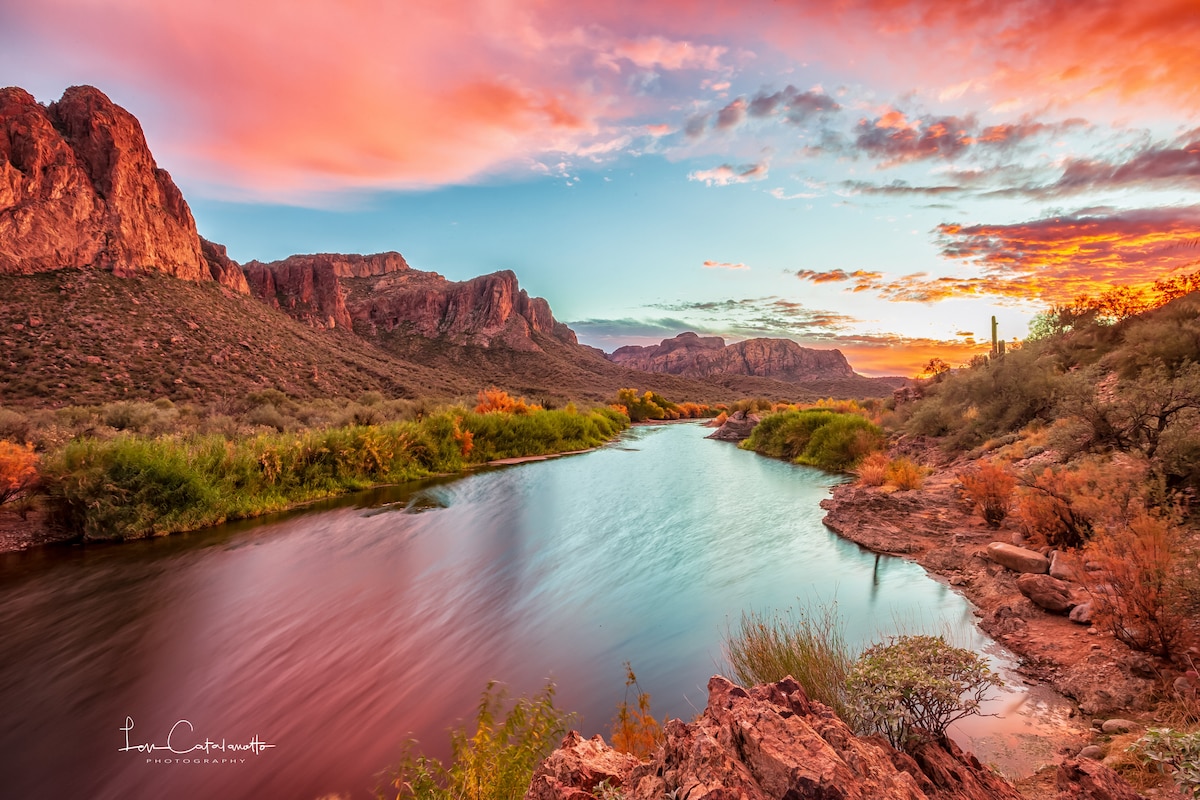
0,85,208,281
199,238,250,294
528,676,1027,800
1055,757,1145,800
609,332,856,382
242,250,576,348
705,410,761,441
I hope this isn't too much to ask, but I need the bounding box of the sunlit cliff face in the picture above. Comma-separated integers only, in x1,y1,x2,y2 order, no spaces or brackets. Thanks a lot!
5,0,1199,375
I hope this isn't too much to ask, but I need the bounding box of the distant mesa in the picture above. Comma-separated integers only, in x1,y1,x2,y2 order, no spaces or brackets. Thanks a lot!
609,331,858,383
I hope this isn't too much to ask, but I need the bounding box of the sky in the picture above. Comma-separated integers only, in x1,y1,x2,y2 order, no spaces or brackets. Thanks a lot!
3,0,1200,376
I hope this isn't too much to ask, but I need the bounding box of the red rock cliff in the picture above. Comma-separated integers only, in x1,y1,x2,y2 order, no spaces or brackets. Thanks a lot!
0,85,211,282
610,331,856,382
243,251,575,348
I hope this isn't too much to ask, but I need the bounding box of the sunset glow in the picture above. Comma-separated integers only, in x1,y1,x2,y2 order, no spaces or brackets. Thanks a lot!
5,0,1199,375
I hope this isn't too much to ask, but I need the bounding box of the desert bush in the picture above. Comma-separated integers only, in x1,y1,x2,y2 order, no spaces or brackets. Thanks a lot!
855,452,890,486
0,408,30,442
1084,513,1191,659
885,457,925,491
723,604,856,722
476,388,541,415
959,461,1015,527
0,441,39,505
846,635,1000,750
1014,458,1148,548
245,403,290,432
377,682,571,800
611,662,664,758
1129,728,1200,798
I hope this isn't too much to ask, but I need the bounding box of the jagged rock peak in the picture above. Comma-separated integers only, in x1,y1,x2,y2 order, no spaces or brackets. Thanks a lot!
0,84,209,281
608,331,857,382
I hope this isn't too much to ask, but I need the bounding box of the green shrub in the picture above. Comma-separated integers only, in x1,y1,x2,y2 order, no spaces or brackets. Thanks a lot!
723,604,856,722
846,635,1000,750
41,406,627,539
1129,728,1200,798
742,410,883,472
376,682,571,800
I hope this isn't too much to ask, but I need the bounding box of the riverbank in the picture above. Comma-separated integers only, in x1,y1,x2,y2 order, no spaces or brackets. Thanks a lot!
818,445,1175,787
0,405,630,551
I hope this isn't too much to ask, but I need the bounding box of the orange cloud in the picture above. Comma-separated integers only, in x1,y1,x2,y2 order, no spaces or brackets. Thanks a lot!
687,160,769,186
703,260,749,270
813,206,1200,307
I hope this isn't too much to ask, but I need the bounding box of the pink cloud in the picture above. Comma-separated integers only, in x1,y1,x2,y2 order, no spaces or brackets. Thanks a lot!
702,260,749,270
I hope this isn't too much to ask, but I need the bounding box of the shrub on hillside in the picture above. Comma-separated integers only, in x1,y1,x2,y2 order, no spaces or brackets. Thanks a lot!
884,457,925,491
959,461,1015,528
855,452,890,486
1084,512,1192,659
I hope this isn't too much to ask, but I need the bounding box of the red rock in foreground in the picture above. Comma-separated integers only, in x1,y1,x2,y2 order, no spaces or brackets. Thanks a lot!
527,675,1032,800
0,85,212,283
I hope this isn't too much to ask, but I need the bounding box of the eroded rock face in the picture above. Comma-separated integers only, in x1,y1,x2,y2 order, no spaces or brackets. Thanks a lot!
242,251,576,348
199,238,250,294
527,676,1028,800
609,332,856,382
0,85,209,281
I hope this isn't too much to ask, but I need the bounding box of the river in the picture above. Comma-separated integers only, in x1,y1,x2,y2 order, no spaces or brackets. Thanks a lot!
0,422,1068,798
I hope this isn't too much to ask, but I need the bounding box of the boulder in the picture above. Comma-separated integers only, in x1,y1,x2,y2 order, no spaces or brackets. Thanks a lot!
526,675,1027,800
1056,757,1144,800
1100,719,1137,734
705,410,761,442
1078,745,1103,760
986,542,1050,574
1069,602,1093,625
1017,573,1074,613
1049,551,1076,581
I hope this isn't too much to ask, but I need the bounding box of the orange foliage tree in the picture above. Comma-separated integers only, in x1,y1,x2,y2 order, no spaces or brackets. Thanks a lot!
959,461,1015,528
475,387,541,415
0,441,39,505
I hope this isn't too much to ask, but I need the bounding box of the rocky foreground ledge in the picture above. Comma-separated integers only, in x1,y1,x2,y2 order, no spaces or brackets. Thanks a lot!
526,675,1139,800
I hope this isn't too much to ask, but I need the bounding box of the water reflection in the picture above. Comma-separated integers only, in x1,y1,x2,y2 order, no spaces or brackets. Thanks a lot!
0,423,1045,799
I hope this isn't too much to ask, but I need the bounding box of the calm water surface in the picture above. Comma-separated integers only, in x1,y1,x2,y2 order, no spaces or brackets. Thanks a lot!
0,423,1034,798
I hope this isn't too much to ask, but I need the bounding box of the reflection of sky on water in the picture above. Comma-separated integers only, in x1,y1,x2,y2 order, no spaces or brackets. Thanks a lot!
0,423,1050,798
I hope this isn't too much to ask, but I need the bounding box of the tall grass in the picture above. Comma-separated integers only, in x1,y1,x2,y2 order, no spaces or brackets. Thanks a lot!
43,406,628,540
723,603,857,721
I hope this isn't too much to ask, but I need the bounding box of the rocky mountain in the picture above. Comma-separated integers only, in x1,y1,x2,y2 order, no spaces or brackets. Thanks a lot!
610,331,858,382
0,85,215,283
241,251,576,351
0,85,905,406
